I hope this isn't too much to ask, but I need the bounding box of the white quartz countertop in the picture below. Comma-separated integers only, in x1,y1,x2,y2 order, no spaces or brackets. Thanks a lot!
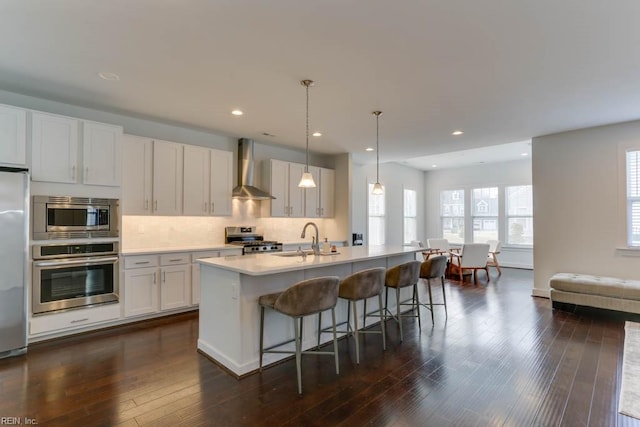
198,245,421,276
121,244,241,256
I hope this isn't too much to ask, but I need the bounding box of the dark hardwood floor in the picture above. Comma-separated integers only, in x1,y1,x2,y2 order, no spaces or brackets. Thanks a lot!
1,268,639,426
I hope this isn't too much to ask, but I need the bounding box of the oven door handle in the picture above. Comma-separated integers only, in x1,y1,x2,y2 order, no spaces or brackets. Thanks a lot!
34,256,119,268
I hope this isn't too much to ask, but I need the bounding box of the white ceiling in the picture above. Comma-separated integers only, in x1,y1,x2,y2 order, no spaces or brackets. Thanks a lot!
2,1,640,169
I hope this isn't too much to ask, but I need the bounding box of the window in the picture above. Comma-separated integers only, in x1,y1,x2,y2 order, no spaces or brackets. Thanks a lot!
440,189,464,244
472,187,499,242
368,183,385,245
506,185,533,246
403,189,417,244
627,151,640,246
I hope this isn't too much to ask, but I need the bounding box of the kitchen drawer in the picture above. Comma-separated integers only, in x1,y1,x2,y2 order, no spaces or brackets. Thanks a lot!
124,255,159,269
30,303,121,335
160,253,190,265
191,250,221,262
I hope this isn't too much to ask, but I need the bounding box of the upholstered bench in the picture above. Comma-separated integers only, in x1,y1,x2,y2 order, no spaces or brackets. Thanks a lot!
550,273,640,316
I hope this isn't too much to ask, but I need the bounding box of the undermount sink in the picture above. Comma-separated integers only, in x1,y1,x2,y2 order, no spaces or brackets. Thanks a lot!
272,250,340,257
272,250,314,257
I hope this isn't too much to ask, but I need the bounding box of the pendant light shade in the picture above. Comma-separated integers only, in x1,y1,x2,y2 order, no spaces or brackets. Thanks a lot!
298,79,317,188
371,110,384,195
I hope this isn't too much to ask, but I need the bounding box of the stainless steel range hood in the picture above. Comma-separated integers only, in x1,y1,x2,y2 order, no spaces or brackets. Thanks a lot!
232,138,275,200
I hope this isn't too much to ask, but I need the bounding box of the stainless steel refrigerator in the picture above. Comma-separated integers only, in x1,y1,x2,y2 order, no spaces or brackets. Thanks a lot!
0,167,29,358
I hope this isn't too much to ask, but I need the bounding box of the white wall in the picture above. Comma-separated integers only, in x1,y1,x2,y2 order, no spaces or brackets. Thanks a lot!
532,120,640,297
424,159,533,269
351,162,426,246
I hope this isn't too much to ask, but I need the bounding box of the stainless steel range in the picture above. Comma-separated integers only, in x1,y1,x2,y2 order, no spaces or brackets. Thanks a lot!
225,226,283,254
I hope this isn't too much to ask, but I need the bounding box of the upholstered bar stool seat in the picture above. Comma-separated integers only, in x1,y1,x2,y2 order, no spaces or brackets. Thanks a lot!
419,255,449,323
258,276,340,394
384,260,422,341
319,267,386,364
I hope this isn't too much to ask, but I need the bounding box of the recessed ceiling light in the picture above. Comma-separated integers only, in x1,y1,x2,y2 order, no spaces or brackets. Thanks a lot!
431,164,438,168
312,132,322,137
98,72,120,81
521,152,529,156
452,130,464,136
231,109,244,116
365,147,374,152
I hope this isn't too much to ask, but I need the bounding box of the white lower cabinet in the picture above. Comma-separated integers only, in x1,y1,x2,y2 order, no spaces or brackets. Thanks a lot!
29,303,121,336
123,253,191,317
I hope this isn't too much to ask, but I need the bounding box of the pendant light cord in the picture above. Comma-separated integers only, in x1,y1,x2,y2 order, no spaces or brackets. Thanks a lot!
305,82,310,173
376,113,379,182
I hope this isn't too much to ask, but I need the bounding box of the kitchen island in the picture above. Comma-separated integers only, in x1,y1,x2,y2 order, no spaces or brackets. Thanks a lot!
197,245,421,376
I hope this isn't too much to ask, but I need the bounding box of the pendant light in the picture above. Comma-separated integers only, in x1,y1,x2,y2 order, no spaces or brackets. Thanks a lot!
298,79,317,188
371,110,384,195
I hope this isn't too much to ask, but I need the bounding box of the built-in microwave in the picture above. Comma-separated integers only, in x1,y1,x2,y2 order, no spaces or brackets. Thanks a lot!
32,196,119,240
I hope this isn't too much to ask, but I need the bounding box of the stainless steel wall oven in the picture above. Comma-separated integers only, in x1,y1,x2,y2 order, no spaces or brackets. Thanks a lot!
32,242,119,315
32,196,119,240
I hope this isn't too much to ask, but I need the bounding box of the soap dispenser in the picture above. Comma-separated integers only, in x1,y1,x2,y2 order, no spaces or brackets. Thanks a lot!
322,237,330,254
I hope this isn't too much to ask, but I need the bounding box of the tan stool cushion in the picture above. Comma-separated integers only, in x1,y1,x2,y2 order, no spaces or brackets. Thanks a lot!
420,255,448,280
550,273,640,301
339,267,386,300
385,261,421,289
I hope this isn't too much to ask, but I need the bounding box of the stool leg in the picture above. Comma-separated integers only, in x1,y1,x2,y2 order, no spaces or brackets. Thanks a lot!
427,278,434,323
441,276,448,316
378,293,386,350
396,287,403,342
346,300,352,336
316,311,322,350
414,284,422,331
363,299,367,329
331,308,339,375
259,306,265,371
352,300,360,364
384,286,389,320
294,317,302,394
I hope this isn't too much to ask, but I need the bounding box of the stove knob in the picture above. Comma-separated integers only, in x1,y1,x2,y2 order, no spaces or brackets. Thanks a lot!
262,246,267,250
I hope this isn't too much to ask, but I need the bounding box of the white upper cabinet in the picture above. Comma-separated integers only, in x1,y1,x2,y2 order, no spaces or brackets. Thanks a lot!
31,112,79,183
210,149,233,216
0,104,27,167
304,166,321,217
31,111,123,186
183,145,210,216
319,167,335,218
153,139,183,215
82,121,122,186
304,166,334,218
264,159,305,217
122,135,153,214
183,146,233,216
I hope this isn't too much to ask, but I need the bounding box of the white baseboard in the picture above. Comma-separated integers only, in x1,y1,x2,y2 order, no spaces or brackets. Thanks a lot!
532,288,550,299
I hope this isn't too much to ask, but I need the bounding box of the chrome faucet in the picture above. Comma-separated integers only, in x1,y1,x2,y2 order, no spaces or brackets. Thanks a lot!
301,222,320,255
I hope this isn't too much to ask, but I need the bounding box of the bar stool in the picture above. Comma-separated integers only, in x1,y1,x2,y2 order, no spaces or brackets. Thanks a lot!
419,255,448,323
258,276,340,394
384,260,422,341
319,267,387,364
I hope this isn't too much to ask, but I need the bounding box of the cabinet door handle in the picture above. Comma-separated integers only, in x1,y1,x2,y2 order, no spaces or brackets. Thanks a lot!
163,271,166,282
70,318,89,324
145,200,149,210
153,272,156,284
204,202,207,212
85,166,89,180
321,208,324,216
154,200,158,211
71,165,76,180
211,202,214,213
169,258,182,262
135,261,150,265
